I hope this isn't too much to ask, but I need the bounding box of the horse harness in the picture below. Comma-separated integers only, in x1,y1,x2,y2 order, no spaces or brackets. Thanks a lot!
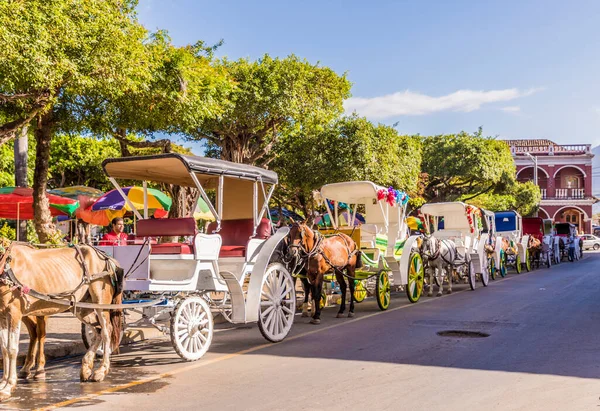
0,241,128,311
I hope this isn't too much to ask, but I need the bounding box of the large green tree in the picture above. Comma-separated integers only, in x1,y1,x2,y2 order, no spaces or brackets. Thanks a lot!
422,130,516,203
0,0,157,241
272,116,422,216
190,54,351,165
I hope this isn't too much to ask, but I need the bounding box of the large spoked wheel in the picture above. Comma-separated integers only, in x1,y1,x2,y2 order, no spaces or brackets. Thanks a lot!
525,249,531,272
320,287,327,309
546,252,552,268
354,280,367,303
406,252,424,303
258,262,296,343
499,250,507,277
376,270,391,311
515,253,522,274
468,261,476,291
481,262,489,287
170,296,213,361
488,256,496,280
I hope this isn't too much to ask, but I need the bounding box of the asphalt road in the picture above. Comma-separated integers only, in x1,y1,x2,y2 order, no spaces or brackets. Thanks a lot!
4,253,600,410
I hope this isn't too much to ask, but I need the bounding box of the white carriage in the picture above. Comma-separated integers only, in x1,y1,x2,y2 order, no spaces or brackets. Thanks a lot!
90,154,296,360
479,208,505,279
542,219,561,265
419,202,490,290
494,210,530,273
317,181,424,307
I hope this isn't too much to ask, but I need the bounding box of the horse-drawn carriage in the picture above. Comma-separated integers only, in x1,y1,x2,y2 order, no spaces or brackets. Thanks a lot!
494,210,530,273
480,208,504,280
419,202,490,292
92,153,297,360
555,222,581,261
523,217,552,268
315,181,423,308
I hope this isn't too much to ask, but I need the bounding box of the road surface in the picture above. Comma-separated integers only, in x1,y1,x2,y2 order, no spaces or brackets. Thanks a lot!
4,253,600,410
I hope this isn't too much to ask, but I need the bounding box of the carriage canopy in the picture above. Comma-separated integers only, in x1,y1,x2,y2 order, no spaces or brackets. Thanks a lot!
495,210,521,233
420,202,481,236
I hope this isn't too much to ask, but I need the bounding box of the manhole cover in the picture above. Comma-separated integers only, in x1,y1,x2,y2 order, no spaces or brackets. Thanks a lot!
436,330,490,338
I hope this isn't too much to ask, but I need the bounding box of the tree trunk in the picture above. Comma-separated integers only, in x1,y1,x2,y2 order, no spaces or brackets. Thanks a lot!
162,184,198,243
33,111,56,243
14,125,28,241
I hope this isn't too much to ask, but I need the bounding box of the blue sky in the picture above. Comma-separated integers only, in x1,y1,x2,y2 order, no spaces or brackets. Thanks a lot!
138,0,600,153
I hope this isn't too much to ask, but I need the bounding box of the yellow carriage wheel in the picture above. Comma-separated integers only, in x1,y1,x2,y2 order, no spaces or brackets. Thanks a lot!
354,280,367,303
406,252,424,303
376,270,391,311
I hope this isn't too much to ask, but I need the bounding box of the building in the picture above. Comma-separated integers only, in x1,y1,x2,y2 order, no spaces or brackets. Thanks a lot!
505,139,596,234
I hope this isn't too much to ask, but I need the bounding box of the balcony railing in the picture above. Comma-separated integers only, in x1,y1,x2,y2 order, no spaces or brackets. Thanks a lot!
510,143,591,156
541,188,586,200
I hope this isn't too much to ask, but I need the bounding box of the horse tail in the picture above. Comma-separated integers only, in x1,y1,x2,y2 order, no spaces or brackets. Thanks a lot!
110,266,124,353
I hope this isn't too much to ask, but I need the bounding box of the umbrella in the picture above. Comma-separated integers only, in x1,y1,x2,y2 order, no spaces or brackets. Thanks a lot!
0,187,79,220
194,197,214,221
406,216,424,231
48,186,104,200
92,186,172,213
269,207,304,223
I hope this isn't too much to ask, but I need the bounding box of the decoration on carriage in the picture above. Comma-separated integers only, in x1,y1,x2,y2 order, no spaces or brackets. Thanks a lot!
376,186,409,207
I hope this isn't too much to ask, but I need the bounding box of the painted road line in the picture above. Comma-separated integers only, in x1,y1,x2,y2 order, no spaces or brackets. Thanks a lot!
35,271,523,411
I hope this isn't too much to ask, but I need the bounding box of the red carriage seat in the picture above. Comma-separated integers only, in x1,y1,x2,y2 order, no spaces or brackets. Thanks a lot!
136,218,197,255
207,218,272,257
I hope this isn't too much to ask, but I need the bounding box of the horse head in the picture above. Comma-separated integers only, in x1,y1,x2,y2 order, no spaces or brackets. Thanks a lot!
287,221,316,261
420,234,439,263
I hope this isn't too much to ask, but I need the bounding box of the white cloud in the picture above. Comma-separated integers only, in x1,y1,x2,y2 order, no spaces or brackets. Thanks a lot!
501,106,521,113
345,87,543,119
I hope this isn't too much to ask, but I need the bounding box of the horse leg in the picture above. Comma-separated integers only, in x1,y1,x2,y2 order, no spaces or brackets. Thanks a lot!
0,311,22,401
0,317,8,390
80,316,101,382
91,309,112,382
436,266,443,296
310,278,323,325
447,267,453,294
33,316,47,381
18,317,37,380
347,269,356,317
336,273,347,318
427,267,434,297
301,278,310,318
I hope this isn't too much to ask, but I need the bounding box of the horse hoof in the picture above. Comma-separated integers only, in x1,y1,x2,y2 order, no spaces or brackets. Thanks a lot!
80,369,92,382
436,292,442,297
447,289,452,294
0,391,12,402
309,318,321,325
348,312,355,318
91,370,106,382
33,372,46,381
336,313,344,318
17,370,32,380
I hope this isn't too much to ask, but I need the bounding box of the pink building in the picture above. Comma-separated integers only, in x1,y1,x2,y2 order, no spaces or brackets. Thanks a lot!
505,139,596,234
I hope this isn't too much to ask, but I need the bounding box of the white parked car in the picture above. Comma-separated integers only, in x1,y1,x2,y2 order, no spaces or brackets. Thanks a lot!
580,234,600,250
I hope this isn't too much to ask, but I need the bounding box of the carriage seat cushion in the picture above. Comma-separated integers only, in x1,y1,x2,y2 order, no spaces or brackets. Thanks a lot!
136,217,197,238
207,218,272,246
150,243,193,255
219,245,247,257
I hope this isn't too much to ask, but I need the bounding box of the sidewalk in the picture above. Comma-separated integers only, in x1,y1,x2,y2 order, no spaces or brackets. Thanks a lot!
0,312,166,368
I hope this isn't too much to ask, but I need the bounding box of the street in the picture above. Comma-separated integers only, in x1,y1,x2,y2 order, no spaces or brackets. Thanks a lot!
5,253,600,411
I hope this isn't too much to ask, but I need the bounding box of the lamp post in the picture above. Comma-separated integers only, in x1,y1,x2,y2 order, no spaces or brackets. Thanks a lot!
524,152,538,187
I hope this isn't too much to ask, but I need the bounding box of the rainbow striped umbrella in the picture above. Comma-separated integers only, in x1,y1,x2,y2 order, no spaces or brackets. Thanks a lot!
92,186,172,213
0,187,79,219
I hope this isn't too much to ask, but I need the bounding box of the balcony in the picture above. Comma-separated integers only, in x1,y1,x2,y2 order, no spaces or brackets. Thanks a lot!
509,143,591,156
541,188,586,200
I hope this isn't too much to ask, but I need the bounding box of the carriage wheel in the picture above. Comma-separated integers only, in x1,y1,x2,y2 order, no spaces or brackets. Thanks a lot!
170,296,213,361
406,252,424,303
515,253,522,274
488,256,496,280
499,250,507,277
468,262,476,291
320,287,327,309
353,280,367,303
258,262,296,343
525,249,531,272
481,261,489,287
376,270,391,311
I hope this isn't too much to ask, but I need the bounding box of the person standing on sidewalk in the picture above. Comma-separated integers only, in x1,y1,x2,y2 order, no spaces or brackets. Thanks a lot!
99,217,128,246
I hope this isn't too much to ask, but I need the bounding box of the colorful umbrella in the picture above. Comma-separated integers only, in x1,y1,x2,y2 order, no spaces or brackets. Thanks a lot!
194,197,214,221
92,186,172,213
48,186,104,200
406,216,424,231
0,187,79,220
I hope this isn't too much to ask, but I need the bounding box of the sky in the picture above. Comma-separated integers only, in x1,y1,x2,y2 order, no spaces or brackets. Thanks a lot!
137,0,600,153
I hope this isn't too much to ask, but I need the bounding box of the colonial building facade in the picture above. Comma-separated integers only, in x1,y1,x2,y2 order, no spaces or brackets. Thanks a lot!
505,139,595,233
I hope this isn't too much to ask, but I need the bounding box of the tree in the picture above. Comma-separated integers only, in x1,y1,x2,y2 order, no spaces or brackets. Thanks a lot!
272,116,422,216
422,130,516,202
189,54,351,165
0,0,155,241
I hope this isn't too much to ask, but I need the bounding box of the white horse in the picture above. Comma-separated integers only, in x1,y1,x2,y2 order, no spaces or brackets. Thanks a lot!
421,235,458,296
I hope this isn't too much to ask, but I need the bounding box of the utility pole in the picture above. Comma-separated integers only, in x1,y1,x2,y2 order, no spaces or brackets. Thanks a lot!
14,125,28,240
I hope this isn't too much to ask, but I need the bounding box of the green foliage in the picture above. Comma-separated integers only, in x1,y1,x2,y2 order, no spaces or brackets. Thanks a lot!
272,115,422,214
422,130,516,202
460,181,541,217
189,54,351,164
0,222,15,241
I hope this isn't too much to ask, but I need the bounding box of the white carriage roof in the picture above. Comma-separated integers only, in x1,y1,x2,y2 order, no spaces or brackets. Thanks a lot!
420,202,468,217
320,181,387,204
102,154,278,186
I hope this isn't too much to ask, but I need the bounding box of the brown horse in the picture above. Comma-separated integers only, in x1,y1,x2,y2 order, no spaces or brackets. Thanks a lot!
287,222,362,324
0,241,123,401
528,236,542,268
19,316,49,381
